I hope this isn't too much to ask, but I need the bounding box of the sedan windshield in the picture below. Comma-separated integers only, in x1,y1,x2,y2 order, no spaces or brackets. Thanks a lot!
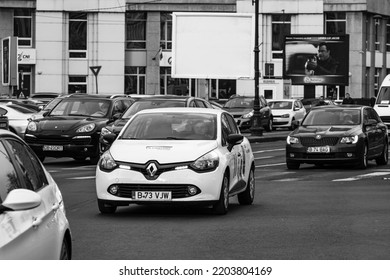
269,101,293,110
50,99,111,117
223,98,253,109
302,109,361,126
121,113,217,140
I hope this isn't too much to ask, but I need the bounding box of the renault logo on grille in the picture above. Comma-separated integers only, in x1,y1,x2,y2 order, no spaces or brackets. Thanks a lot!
315,135,322,140
146,162,157,177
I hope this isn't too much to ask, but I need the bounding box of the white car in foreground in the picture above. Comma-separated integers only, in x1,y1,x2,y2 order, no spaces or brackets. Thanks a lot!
0,130,71,259
96,108,256,215
268,99,306,130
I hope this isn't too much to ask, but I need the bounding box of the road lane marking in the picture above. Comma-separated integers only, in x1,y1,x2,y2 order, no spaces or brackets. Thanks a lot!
333,172,390,181
255,156,274,160
256,163,285,168
274,178,301,181
253,148,284,154
68,176,96,180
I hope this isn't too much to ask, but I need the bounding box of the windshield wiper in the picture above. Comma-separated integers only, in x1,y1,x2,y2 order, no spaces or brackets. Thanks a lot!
68,114,89,117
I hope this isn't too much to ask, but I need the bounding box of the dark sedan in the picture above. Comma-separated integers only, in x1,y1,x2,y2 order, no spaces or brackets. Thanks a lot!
286,105,388,169
25,94,134,164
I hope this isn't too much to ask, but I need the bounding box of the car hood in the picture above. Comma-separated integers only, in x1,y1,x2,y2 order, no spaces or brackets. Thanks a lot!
35,116,107,132
110,140,218,164
292,125,361,136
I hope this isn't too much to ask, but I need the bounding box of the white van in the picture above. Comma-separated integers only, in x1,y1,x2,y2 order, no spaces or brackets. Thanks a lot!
374,74,390,132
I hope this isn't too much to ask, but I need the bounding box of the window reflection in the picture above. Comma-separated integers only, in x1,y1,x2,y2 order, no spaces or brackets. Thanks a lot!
0,142,20,203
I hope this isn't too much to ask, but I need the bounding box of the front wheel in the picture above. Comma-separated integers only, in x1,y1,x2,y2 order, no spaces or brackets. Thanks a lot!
238,168,255,205
98,199,117,214
59,238,71,260
286,161,300,170
376,141,388,165
213,173,229,215
357,144,368,169
264,118,273,132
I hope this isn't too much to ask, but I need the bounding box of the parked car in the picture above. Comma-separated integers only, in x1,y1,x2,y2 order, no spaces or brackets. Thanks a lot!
0,107,9,130
30,92,62,107
286,105,388,169
0,129,72,259
0,98,40,112
0,103,36,139
222,95,273,131
99,95,215,152
300,98,335,113
30,94,71,120
96,107,255,215
25,94,134,163
268,99,306,130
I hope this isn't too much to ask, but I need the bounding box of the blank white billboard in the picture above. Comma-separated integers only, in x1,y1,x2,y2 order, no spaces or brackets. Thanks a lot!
172,13,254,79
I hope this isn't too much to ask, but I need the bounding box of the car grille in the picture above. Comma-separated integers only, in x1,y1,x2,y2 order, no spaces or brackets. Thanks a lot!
304,154,335,159
380,116,390,123
25,135,92,145
113,184,197,199
300,137,339,147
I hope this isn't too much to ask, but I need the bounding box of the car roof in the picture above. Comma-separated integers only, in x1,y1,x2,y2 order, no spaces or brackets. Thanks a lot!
61,94,129,100
135,107,220,115
310,104,365,111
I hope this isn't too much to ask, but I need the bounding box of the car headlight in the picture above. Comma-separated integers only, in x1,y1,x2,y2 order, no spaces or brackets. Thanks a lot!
27,121,37,132
281,114,290,118
189,150,219,172
76,123,96,133
99,151,118,171
340,135,358,144
101,127,113,137
242,110,254,119
287,135,299,144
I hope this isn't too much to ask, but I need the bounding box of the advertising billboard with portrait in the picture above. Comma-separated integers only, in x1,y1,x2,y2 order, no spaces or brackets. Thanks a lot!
283,34,349,85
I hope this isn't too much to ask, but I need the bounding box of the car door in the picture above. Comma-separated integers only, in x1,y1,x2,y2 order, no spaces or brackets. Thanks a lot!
294,100,306,122
368,108,386,155
0,138,59,259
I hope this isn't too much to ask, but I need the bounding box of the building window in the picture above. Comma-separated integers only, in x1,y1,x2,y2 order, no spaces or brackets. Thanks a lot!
272,14,291,59
387,19,390,52
69,12,87,58
325,12,346,34
14,9,32,47
125,67,146,95
160,68,191,96
160,13,172,50
126,12,147,50
210,79,236,100
375,18,381,51
68,76,87,93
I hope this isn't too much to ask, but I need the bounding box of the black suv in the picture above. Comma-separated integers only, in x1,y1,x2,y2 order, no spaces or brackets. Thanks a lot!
25,94,134,164
100,95,214,152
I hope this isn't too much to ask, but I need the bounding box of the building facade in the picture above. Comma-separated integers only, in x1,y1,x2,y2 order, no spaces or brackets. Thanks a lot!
1,0,390,101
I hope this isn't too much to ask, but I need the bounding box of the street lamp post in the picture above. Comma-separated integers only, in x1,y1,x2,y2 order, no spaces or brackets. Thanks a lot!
250,0,264,136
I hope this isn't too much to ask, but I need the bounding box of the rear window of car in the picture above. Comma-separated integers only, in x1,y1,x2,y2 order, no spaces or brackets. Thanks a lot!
122,100,186,119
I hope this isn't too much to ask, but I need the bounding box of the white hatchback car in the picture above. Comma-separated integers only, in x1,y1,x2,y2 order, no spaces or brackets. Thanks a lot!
268,99,306,130
96,108,256,215
0,130,71,259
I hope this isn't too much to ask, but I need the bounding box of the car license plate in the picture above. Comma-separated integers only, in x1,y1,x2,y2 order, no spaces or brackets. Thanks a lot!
307,146,330,153
134,191,172,201
43,145,64,151
0,123,7,128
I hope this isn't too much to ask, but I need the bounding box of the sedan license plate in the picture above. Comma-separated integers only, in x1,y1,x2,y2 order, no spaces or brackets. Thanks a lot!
134,191,172,201
307,146,330,153
43,145,64,151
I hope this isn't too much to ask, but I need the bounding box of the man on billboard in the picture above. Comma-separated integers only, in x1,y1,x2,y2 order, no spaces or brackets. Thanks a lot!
305,42,339,75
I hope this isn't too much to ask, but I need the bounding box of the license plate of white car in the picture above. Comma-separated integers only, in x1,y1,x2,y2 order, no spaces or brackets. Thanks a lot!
43,145,64,151
307,146,330,153
134,191,172,201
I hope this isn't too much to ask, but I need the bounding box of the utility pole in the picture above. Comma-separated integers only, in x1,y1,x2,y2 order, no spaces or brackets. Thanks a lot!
250,0,264,136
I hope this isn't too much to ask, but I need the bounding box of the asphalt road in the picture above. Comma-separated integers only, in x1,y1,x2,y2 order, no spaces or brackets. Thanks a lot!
43,138,390,260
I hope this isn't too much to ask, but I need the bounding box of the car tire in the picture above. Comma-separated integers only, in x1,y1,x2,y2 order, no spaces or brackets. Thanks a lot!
59,237,71,260
286,161,300,170
264,118,273,132
73,156,86,162
98,199,117,214
289,119,296,131
357,143,368,169
213,172,229,215
376,141,388,165
238,168,255,205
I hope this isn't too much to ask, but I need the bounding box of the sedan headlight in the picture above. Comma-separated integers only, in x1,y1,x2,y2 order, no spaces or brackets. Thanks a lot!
281,114,290,118
242,110,254,119
340,135,358,144
287,135,299,144
27,121,37,132
189,150,219,172
99,151,118,171
76,123,96,133
100,127,113,137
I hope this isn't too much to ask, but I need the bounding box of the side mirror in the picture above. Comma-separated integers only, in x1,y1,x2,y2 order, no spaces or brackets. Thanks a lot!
0,189,41,214
112,113,122,121
365,119,377,127
42,110,50,117
226,134,244,152
103,133,117,144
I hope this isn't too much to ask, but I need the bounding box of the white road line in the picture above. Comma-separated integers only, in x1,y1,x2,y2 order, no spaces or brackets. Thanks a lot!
256,163,285,168
68,176,96,180
255,156,274,160
253,148,284,154
62,165,96,170
333,172,390,182
274,178,300,182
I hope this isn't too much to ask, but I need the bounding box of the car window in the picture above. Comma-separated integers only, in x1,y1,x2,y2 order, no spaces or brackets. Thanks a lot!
122,100,187,119
189,100,196,107
367,107,381,122
195,99,207,108
303,109,360,126
0,141,21,203
221,114,233,146
4,139,48,191
225,113,240,134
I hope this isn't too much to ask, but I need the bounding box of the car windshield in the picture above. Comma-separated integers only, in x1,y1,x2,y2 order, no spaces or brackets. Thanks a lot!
49,99,111,117
302,109,361,126
269,101,293,110
121,112,217,140
376,87,390,104
223,98,253,109
121,100,186,119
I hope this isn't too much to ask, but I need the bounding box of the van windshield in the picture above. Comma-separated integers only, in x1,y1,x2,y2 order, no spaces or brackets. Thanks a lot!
376,87,390,104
